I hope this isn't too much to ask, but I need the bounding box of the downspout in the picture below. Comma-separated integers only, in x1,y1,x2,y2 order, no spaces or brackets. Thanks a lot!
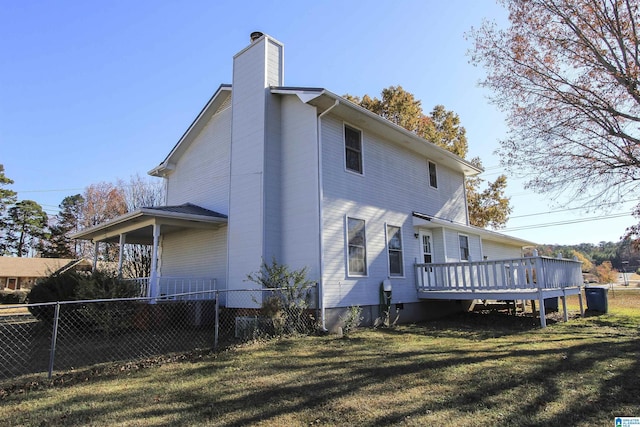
462,175,470,226
317,99,339,331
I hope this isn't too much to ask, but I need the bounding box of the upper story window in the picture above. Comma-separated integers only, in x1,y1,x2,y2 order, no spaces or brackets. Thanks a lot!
386,225,404,276
428,161,438,188
344,125,363,174
347,217,367,275
459,234,470,261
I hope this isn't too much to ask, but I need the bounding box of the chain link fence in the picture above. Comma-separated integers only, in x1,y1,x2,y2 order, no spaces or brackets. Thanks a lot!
0,285,318,385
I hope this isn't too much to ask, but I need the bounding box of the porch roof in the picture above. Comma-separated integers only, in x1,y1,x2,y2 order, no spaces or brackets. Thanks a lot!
70,203,227,245
412,211,536,247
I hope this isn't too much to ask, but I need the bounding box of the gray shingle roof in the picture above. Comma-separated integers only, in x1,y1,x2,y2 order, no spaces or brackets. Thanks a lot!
143,203,227,219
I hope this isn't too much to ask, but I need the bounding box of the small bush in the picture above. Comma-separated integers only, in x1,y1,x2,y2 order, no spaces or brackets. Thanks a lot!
247,259,315,336
0,289,29,304
340,305,363,336
75,271,139,336
74,270,139,300
27,270,138,326
27,271,83,320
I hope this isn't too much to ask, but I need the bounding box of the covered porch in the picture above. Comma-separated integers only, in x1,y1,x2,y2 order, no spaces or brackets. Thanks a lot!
415,254,584,327
71,203,227,300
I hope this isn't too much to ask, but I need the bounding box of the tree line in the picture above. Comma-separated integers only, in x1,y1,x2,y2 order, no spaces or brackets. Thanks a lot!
0,165,163,277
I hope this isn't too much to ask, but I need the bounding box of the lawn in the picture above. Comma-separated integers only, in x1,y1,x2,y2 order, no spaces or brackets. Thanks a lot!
1,290,639,426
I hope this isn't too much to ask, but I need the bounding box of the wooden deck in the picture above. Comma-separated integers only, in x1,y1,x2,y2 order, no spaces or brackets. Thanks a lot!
415,256,584,327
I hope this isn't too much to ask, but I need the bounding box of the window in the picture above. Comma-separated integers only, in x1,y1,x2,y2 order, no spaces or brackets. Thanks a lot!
421,233,432,264
347,217,367,275
344,125,363,174
459,235,469,261
6,278,17,290
428,161,438,188
387,225,404,276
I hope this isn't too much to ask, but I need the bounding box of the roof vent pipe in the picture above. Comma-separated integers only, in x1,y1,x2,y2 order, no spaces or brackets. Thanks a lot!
250,31,264,43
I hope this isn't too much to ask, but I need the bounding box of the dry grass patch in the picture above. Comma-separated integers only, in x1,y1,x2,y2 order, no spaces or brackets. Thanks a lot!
1,292,639,426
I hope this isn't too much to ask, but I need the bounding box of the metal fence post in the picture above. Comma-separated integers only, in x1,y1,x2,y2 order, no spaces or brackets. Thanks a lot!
214,290,219,349
48,302,61,379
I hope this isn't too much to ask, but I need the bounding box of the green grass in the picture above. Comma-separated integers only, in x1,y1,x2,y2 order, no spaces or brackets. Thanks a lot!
1,291,639,426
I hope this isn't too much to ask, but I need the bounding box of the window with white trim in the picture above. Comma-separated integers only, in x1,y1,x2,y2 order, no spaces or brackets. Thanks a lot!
386,225,404,276
5,278,17,290
347,217,367,275
428,161,438,188
459,234,470,261
344,125,363,174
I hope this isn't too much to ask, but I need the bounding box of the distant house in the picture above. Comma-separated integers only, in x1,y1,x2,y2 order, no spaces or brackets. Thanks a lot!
72,33,583,329
0,257,92,290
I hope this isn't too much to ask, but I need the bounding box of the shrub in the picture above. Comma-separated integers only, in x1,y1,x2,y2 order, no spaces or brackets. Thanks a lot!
27,271,83,320
0,289,29,304
246,259,315,336
27,270,139,326
75,271,140,336
340,305,363,336
74,270,139,300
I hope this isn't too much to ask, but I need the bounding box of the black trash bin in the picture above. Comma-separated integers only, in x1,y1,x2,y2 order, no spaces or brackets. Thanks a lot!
585,286,608,313
544,297,558,312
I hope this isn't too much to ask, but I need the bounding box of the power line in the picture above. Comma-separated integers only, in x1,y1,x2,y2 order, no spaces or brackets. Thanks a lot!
509,199,640,219
13,187,85,193
502,211,633,232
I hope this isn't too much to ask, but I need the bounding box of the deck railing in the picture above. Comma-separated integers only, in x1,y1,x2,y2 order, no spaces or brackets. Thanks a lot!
124,277,217,300
415,256,583,292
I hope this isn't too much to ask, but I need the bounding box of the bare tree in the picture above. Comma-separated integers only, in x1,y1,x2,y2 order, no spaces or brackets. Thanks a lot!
119,174,164,278
468,0,640,206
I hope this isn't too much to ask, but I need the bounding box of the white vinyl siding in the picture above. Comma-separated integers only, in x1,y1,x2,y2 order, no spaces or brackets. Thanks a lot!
482,240,524,260
160,227,227,290
165,106,231,214
278,96,321,278
320,114,468,308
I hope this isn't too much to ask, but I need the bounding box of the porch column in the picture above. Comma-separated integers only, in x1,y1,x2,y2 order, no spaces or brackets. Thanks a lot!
92,241,99,273
117,233,126,279
149,224,160,300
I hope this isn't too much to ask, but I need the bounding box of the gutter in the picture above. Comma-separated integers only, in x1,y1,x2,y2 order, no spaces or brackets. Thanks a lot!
316,99,339,331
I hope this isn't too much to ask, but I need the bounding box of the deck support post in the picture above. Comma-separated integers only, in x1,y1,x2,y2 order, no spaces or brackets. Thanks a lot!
561,289,568,322
578,289,585,317
538,290,547,328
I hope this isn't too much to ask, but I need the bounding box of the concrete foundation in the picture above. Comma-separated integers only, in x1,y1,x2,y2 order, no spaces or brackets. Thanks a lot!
324,299,474,333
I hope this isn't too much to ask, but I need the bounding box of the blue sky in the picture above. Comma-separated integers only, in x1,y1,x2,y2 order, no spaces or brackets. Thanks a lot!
1,0,635,245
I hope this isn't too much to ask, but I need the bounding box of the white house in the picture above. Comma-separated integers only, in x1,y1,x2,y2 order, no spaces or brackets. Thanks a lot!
73,33,583,329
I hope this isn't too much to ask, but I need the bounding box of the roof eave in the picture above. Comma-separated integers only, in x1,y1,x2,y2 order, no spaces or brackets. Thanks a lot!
412,212,536,247
271,87,483,176
148,84,232,177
